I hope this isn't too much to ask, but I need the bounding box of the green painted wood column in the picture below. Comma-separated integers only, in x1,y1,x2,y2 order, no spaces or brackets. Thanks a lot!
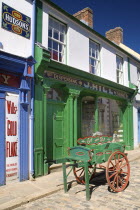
73,90,80,146
123,102,134,150
69,93,74,147
43,84,50,174
68,88,81,147
94,96,99,132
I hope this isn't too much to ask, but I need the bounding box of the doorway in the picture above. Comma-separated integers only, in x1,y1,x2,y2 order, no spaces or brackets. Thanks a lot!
47,88,66,161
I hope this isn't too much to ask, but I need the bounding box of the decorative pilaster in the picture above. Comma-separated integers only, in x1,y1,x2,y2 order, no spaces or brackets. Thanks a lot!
68,88,80,147
43,84,50,174
123,102,134,150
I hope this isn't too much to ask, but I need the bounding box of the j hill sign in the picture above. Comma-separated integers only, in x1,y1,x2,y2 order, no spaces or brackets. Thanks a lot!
2,3,31,39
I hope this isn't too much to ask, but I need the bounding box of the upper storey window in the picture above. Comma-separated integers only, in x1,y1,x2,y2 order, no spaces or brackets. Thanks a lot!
48,17,66,63
116,55,123,84
89,40,100,75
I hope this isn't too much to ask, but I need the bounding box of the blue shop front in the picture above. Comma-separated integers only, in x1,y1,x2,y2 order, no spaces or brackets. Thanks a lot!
0,51,35,185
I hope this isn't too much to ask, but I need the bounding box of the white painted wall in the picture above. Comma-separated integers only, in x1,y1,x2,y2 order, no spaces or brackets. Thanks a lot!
42,1,140,149
130,60,138,86
0,0,32,57
42,2,137,88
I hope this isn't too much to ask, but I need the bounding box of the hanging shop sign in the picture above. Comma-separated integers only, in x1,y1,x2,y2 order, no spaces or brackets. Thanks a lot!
44,70,128,99
0,72,20,88
6,93,19,182
2,3,31,39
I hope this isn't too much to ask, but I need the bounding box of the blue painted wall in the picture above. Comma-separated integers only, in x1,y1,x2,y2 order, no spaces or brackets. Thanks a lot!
0,51,35,185
0,92,6,185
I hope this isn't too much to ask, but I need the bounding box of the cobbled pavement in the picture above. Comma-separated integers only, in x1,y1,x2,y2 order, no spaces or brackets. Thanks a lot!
15,159,140,210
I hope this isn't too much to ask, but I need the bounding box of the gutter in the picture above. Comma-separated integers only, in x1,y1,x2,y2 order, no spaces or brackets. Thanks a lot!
30,0,36,179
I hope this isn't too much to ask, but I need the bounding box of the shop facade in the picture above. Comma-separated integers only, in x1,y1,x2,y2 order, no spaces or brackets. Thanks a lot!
0,51,35,185
34,46,136,177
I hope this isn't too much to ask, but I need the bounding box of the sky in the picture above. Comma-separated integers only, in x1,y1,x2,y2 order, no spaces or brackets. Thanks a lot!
50,0,140,54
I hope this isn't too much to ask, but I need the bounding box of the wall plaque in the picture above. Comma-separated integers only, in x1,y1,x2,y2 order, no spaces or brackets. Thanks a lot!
2,3,31,39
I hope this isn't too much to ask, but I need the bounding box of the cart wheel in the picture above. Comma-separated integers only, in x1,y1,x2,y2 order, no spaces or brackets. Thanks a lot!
106,151,130,192
73,164,96,184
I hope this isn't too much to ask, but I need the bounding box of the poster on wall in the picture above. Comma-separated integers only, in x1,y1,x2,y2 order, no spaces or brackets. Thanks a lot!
6,93,19,182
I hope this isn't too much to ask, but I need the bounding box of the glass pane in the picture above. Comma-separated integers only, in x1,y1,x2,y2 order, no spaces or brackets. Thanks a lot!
81,96,95,137
60,33,64,43
47,88,65,101
60,24,65,33
53,41,58,51
91,66,95,74
59,53,62,62
59,44,62,52
49,18,53,27
98,98,123,140
92,49,95,58
48,27,52,37
54,30,59,40
53,50,58,61
53,19,59,30
48,38,52,49
90,58,95,66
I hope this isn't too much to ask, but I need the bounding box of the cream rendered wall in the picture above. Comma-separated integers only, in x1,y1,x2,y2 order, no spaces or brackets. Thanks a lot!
100,43,116,82
130,61,138,86
0,0,32,57
42,2,130,86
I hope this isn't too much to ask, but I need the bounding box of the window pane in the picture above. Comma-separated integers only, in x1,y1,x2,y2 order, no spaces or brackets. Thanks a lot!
60,24,65,33
53,41,58,51
49,27,52,37
92,49,95,58
59,44,62,52
48,38,52,49
53,20,59,30
59,53,62,62
91,66,95,74
49,18,53,27
53,50,58,61
54,30,59,40
48,16,66,63
60,33,64,42
90,58,95,66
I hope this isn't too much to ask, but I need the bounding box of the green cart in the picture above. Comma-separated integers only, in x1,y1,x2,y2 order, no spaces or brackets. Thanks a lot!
61,135,130,200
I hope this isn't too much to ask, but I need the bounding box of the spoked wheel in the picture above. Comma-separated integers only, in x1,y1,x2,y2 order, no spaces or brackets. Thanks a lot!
73,164,96,184
106,151,130,192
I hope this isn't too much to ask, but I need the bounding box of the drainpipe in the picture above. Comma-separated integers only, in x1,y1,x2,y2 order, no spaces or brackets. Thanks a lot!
30,0,36,179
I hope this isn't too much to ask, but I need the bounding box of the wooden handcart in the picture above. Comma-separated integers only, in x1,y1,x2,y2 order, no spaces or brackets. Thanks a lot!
61,135,130,200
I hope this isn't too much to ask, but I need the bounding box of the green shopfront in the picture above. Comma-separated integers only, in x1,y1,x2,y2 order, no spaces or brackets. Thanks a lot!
34,46,136,177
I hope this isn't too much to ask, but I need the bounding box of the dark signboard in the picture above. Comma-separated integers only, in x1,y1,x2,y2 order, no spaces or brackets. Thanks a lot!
45,70,129,99
0,72,20,88
2,3,31,39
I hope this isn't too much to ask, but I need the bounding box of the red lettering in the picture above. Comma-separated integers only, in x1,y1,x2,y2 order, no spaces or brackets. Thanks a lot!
7,101,11,114
7,101,17,114
6,141,17,157
7,120,17,136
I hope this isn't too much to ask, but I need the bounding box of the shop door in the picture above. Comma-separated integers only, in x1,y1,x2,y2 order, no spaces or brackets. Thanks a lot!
47,103,65,161
5,93,19,183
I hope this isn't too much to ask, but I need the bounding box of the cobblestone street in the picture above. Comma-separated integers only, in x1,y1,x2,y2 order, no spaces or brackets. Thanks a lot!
15,158,140,210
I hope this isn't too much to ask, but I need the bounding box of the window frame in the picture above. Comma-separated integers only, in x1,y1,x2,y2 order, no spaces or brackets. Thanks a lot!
116,55,123,84
48,16,67,64
89,39,100,75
